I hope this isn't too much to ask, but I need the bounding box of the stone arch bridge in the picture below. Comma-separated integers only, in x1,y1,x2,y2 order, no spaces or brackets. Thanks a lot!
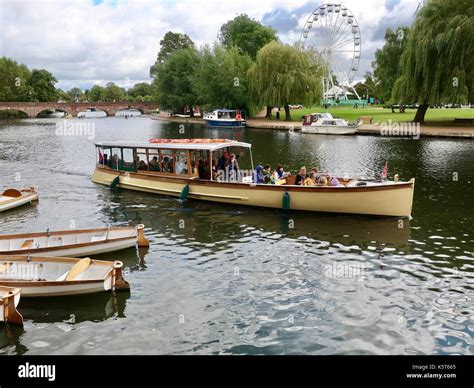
0,102,159,118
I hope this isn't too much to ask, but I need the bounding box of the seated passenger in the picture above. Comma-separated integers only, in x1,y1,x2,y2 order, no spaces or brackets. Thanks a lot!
103,154,108,166
295,166,308,185
316,176,328,186
136,156,147,170
162,157,170,172
255,165,264,183
273,164,290,181
331,177,341,186
149,156,160,171
217,151,231,171
262,165,273,184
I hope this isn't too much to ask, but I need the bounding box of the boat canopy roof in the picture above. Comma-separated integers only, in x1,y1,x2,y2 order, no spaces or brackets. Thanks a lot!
95,139,252,151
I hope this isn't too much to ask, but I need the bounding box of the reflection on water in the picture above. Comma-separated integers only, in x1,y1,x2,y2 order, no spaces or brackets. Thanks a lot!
0,117,473,355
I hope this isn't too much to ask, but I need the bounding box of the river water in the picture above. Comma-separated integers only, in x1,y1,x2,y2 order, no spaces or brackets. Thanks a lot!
0,117,472,355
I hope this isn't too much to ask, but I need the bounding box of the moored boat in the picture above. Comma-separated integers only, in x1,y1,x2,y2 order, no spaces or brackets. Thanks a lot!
301,112,360,135
0,286,23,325
91,139,415,217
0,225,149,257
0,256,129,297
0,187,39,213
203,109,246,128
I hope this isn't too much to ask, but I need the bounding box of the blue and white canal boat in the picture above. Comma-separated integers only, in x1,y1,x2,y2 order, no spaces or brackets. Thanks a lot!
203,109,246,128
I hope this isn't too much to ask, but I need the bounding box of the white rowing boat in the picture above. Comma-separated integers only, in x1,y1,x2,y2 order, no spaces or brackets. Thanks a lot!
0,224,149,257
0,285,23,325
0,187,38,213
0,256,129,297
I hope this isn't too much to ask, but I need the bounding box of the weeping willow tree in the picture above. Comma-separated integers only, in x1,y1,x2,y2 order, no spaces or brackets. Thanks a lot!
392,0,474,123
248,42,325,121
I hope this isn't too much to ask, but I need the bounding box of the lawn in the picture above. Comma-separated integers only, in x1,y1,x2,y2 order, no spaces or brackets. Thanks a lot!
270,106,473,125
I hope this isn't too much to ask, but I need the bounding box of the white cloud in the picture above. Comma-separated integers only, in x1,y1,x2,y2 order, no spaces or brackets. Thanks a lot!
0,0,420,90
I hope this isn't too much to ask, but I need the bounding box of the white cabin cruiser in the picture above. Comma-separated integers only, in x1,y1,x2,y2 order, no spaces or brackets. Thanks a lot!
301,113,360,135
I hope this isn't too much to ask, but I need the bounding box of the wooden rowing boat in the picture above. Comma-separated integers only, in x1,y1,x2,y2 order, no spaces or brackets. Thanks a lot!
0,286,23,325
0,256,129,297
0,224,149,257
0,187,38,213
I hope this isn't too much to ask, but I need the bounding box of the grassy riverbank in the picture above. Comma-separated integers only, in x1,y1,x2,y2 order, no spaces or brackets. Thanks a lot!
271,107,473,125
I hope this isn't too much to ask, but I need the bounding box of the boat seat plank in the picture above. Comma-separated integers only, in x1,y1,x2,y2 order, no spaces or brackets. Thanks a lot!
21,239,34,249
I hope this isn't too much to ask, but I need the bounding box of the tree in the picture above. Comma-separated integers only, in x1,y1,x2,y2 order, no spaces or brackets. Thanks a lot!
27,69,58,102
354,72,378,101
67,87,83,102
103,82,125,102
128,82,154,99
193,45,254,114
248,42,325,121
153,48,198,115
392,0,474,123
88,85,105,102
219,14,277,59
150,31,195,77
0,57,32,101
372,27,410,103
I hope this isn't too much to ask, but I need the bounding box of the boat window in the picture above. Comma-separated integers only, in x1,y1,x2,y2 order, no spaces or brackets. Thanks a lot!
190,150,210,179
174,151,189,174
97,146,111,167
120,148,136,172
110,147,120,169
160,149,174,173
147,149,160,171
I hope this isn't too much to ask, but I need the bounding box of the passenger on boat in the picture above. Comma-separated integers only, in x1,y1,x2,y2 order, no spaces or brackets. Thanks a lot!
262,165,273,183
331,177,341,186
272,164,290,181
217,151,231,171
295,166,308,185
255,165,264,183
303,172,316,186
162,157,171,172
136,156,147,170
149,156,160,171
102,154,108,166
316,176,328,186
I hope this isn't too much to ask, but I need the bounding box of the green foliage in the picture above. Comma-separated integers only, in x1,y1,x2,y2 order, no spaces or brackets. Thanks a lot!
153,48,198,113
193,45,254,113
373,27,410,103
128,82,153,98
67,87,83,101
0,57,32,101
150,31,195,77
28,69,58,102
219,14,277,59
248,42,325,120
392,0,474,111
354,72,378,100
88,85,106,102
104,82,125,102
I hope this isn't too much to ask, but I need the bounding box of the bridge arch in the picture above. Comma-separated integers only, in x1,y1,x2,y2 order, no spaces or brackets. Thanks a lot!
36,108,70,118
0,109,29,119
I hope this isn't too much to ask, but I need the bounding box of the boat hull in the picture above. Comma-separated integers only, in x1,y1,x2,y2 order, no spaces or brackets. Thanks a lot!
301,125,358,135
0,226,148,256
0,189,38,212
92,167,415,217
204,119,246,128
0,256,129,297
0,286,22,325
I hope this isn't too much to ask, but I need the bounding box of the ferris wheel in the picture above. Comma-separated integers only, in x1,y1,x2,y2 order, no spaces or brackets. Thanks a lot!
299,3,362,101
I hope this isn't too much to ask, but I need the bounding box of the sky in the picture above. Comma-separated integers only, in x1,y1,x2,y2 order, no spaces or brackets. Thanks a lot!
0,0,421,91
